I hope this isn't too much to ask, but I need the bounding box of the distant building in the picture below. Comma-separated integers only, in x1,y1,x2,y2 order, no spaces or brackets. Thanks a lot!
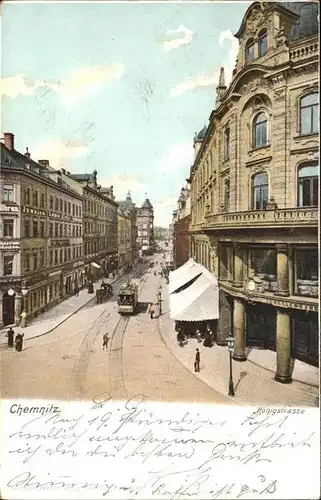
189,1,319,380
136,197,154,255
117,191,137,271
172,183,191,268
63,171,118,278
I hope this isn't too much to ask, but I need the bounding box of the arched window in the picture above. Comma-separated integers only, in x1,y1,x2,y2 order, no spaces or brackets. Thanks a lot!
252,172,268,210
258,30,268,57
253,112,268,148
298,164,318,207
224,127,230,159
245,39,255,64
300,93,319,135
223,179,230,212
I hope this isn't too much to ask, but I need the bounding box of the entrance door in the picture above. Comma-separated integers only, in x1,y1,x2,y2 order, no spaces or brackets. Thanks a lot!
246,303,276,351
291,311,318,367
2,292,15,326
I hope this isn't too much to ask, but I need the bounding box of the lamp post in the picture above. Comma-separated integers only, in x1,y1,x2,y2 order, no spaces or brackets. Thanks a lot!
157,285,163,316
226,336,235,397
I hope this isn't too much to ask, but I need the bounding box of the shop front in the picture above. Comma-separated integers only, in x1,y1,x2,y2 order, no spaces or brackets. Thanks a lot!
246,302,277,351
291,310,318,367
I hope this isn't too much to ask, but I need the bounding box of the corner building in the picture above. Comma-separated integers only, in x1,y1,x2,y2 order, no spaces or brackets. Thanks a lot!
189,2,319,382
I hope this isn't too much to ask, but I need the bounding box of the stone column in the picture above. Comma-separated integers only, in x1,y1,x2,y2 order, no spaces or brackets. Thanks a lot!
0,294,3,329
233,298,247,361
275,244,289,296
227,246,234,282
233,243,244,287
275,309,292,383
14,293,22,326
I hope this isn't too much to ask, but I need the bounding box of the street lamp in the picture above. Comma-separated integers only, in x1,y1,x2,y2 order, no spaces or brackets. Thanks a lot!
157,285,163,316
226,336,235,397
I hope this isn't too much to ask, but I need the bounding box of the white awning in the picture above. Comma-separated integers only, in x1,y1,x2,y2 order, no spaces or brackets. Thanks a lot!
168,258,194,281
169,273,219,321
91,262,101,269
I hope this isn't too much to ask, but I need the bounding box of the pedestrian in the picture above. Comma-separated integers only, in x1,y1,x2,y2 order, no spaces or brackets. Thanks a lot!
102,333,110,350
194,348,200,372
20,310,27,328
74,285,79,296
15,333,24,352
148,302,155,319
6,327,14,348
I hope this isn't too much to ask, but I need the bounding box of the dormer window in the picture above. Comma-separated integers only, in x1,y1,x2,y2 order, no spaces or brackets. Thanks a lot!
258,29,268,57
245,39,255,64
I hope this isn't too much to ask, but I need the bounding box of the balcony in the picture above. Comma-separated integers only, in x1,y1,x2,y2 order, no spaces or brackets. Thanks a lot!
204,207,318,230
290,37,319,65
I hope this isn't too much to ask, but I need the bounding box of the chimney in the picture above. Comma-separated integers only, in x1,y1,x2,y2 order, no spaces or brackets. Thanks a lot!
38,159,49,169
4,133,14,151
25,147,31,159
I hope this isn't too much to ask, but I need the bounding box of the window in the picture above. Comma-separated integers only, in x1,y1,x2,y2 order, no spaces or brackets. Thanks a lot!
40,193,45,208
55,223,59,237
3,184,14,202
224,127,230,159
32,251,38,270
33,190,38,206
219,244,233,280
55,197,58,210
24,254,30,272
60,199,63,212
258,30,268,57
24,220,30,237
40,221,45,237
33,220,38,237
245,39,255,63
295,249,318,297
3,255,13,275
3,219,14,237
24,188,30,205
39,250,45,268
252,172,268,210
223,179,230,212
298,165,318,207
253,112,268,148
49,196,54,210
250,248,277,281
300,93,319,135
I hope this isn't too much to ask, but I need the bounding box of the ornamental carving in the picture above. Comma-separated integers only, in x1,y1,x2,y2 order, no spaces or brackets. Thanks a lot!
246,8,267,36
241,77,272,95
251,165,270,175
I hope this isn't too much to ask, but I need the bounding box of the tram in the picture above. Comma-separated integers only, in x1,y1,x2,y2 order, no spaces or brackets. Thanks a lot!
117,282,138,314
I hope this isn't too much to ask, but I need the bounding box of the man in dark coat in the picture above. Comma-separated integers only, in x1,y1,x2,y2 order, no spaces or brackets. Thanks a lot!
6,327,14,348
194,348,200,372
15,333,24,352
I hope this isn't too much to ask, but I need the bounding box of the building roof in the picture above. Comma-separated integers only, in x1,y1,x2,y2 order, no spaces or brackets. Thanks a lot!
283,2,319,40
195,125,207,141
141,198,153,209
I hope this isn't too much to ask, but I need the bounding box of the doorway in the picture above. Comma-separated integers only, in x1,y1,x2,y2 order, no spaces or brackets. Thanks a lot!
2,292,15,326
246,303,276,351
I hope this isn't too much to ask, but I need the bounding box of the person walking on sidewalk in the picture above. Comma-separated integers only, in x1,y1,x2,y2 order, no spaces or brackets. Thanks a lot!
6,327,14,348
15,333,24,352
194,348,200,372
20,310,27,328
102,333,110,350
148,302,156,319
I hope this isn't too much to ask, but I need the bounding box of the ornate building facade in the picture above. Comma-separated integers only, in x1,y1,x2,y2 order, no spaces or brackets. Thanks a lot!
136,198,155,256
189,2,319,381
117,191,138,271
0,134,84,327
172,183,191,268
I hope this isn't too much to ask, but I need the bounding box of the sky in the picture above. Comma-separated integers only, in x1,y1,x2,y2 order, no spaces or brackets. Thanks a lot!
0,1,250,226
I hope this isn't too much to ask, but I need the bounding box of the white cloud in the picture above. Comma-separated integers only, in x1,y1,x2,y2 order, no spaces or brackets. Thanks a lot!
157,141,194,174
45,63,124,106
154,196,177,227
100,174,147,200
0,63,124,105
32,139,91,169
162,24,194,52
169,29,239,97
0,74,44,99
218,29,239,85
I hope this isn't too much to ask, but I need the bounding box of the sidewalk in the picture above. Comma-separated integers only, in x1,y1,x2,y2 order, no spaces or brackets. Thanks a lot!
0,276,120,345
158,280,319,407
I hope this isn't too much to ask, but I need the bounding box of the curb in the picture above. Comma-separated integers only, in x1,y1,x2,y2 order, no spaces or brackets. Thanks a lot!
0,275,122,345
